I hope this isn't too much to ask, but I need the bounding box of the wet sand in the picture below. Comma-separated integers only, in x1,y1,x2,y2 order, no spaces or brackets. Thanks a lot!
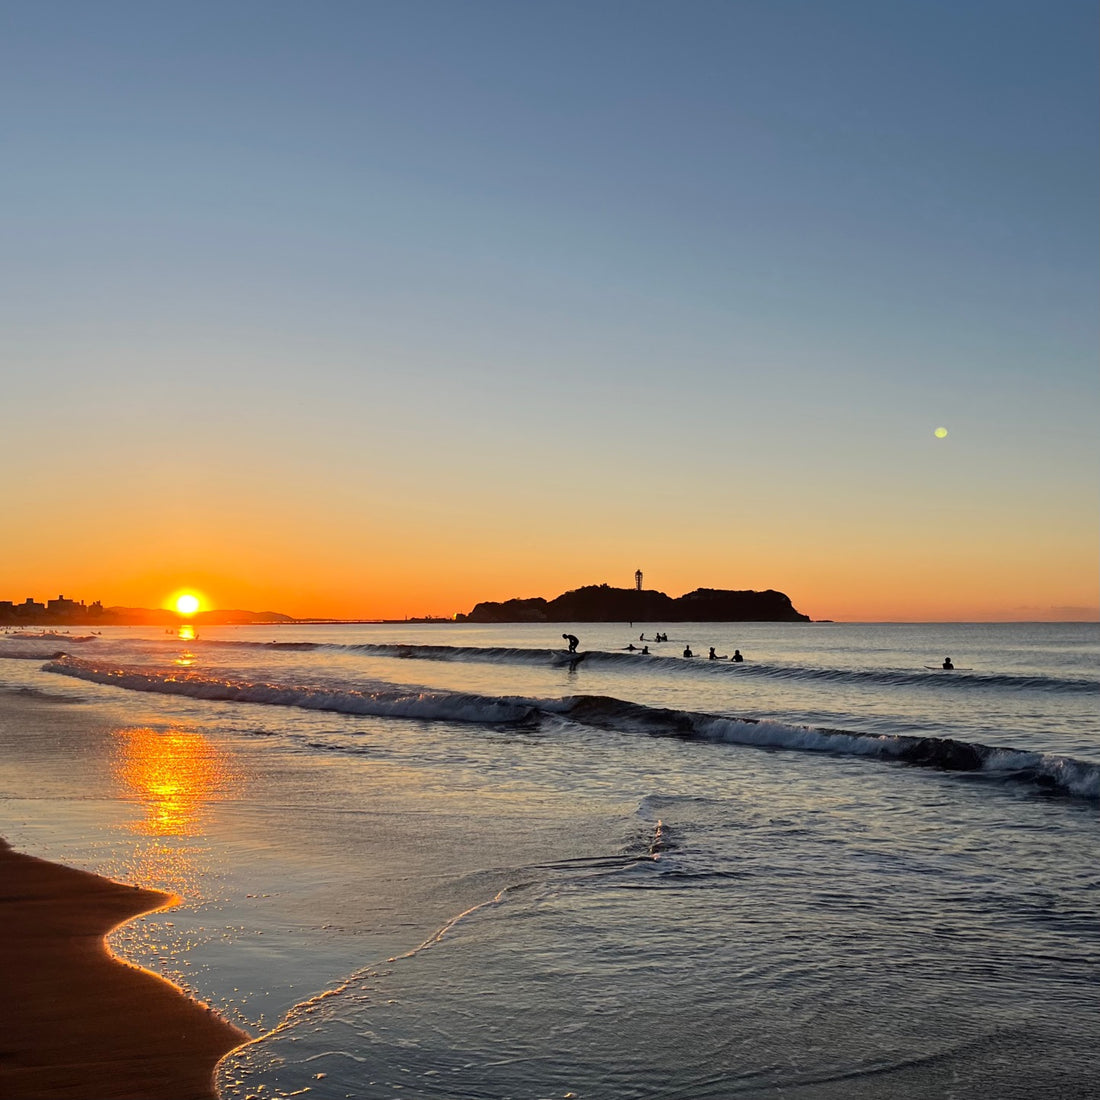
0,839,248,1100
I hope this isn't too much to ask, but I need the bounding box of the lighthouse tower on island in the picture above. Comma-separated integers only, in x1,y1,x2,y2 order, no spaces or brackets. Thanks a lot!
635,569,643,591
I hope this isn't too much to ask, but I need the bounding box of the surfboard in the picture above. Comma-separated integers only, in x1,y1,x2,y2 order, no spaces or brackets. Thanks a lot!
552,651,587,665
923,666,973,670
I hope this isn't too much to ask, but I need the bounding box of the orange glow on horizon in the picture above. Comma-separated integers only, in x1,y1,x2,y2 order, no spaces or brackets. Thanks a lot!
5,533,1096,623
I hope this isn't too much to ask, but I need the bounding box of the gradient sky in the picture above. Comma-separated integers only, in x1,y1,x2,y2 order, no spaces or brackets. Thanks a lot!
3,0,1097,621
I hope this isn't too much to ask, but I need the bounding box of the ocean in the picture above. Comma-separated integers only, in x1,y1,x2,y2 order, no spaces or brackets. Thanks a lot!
1,620,1098,1099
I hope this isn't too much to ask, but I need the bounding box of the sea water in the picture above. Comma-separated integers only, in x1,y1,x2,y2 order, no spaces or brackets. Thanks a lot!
1,620,1097,1098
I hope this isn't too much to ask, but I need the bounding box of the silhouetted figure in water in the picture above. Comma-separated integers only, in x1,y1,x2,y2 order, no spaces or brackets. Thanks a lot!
709,647,727,660
639,633,645,641
683,645,694,658
942,657,954,670
626,643,637,651
732,650,743,662
563,633,579,654
641,646,649,654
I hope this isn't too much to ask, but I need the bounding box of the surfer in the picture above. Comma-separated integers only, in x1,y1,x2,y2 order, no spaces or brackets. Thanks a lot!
942,657,954,670
708,647,727,660
641,645,649,654
682,645,694,658
626,643,637,651
732,650,743,662
563,633,579,654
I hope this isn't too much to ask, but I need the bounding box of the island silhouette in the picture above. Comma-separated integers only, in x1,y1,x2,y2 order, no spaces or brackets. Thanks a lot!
457,584,810,623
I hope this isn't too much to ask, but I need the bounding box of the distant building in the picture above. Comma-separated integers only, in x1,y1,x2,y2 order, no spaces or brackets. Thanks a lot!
0,594,100,624
48,595,86,617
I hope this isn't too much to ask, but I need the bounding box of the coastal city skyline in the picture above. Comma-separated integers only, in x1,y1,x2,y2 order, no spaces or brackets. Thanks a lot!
4,2,1096,622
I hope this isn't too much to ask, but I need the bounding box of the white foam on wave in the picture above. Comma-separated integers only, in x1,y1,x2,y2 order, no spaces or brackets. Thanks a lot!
1043,757,1100,800
981,747,1100,799
695,715,893,757
43,658,536,725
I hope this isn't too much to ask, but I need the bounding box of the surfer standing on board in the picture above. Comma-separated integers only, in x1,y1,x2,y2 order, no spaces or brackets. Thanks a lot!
563,633,579,654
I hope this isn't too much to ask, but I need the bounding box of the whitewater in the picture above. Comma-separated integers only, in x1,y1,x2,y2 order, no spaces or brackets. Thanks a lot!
2,619,1098,1098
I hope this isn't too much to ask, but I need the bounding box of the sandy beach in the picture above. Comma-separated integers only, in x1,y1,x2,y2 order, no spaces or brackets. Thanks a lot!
0,839,247,1100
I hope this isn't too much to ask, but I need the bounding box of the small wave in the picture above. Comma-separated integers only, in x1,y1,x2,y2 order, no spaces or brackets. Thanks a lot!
1,632,97,642
751,661,1099,696
201,638,565,664
0,648,73,661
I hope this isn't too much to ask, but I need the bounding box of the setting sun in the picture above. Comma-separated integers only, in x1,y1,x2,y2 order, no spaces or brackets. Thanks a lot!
175,593,201,616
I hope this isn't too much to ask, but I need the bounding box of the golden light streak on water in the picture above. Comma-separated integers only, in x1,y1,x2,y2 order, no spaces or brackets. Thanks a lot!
113,727,231,838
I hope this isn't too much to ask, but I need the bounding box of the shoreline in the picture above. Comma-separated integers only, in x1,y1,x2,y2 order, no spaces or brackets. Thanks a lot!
0,839,248,1100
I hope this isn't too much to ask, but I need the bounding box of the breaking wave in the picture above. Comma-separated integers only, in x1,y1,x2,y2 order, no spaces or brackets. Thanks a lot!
42,656,536,724
42,656,1100,800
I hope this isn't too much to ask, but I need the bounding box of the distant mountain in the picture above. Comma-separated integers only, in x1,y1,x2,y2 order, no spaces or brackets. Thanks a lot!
194,609,296,625
1,604,296,626
457,584,810,623
103,607,295,625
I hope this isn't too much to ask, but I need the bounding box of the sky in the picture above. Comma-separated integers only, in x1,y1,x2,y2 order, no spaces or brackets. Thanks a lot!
2,0,1097,622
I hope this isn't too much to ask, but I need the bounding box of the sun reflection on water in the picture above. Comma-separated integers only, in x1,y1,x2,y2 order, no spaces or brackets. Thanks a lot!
108,726,239,976
114,726,231,838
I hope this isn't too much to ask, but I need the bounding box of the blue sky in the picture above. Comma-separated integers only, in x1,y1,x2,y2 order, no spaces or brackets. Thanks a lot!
2,0,1097,619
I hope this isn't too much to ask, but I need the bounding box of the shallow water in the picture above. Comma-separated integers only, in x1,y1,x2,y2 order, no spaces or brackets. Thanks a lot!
1,621,1097,1098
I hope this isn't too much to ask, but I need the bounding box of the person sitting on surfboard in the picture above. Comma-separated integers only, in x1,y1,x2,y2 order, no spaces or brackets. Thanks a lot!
942,657,954,670
563,633,579,654
683,645,694,658
708,647,727,660
732,650,744,662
